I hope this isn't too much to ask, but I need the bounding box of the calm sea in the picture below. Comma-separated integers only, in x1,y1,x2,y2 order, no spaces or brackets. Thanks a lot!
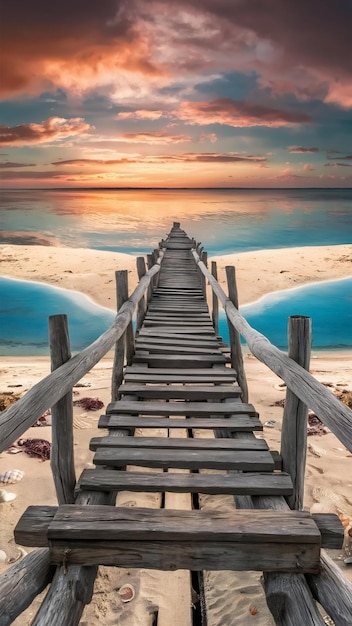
0,188,351,354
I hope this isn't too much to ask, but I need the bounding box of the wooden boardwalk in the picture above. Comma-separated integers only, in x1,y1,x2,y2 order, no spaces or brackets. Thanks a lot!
5,223,351,625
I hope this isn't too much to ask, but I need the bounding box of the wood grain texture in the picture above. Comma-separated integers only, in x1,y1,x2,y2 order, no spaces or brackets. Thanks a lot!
106,400,257,416
98,415,263,431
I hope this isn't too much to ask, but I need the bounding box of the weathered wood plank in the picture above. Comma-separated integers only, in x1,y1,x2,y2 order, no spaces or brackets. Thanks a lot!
79,469,294,496
106,400,257,416
118,384,241,399
18,505,321,544
133,354,228,367
89,435,268,451
124,373,237,383
125,366,237,377
93,447,275,470
99,415,263,431
135,343,224,355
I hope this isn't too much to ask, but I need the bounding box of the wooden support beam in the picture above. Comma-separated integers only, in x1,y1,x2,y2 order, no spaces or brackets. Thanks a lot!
136,256,147,331
281,315,311,510
49,314,76,505
111,270,128,400
211,261,219,334
225,266,249,403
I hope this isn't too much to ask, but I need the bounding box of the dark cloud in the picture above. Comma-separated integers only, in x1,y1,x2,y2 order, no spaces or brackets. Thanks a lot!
324,162,352,167
288,146,319,153
174,99,311,127
328,154,352,160
0,161,36,168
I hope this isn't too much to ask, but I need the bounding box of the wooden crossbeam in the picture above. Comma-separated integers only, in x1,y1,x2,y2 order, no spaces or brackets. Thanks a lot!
98,415,263,431
14,505,321,573
106,400,258,416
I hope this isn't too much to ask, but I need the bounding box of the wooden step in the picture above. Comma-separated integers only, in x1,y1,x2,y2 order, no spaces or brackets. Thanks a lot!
118,384,241,400
15,505,321,573
132,354,228,367
99,415,263,431
106,400,257,416
125,367,237,377
124,373,237,384
134,344,224,356
90,435,268,451
79,469,294,496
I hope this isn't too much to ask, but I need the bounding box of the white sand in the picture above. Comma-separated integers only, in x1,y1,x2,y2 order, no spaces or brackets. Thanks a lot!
0,242,352,624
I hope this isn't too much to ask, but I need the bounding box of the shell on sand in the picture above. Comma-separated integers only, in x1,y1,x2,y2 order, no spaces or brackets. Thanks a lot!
308,442,326,458
0,469,25,484
0,550,7,562
0,488,16,503
118,584,135,602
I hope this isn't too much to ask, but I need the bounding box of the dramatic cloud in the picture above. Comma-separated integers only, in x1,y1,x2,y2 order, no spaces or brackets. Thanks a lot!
327,154,352,161
0,117,93,146
288,146,319,153
51,152,267,166
0,161,35,168
174,99,311,127
324,162,352,168
117,110,166,120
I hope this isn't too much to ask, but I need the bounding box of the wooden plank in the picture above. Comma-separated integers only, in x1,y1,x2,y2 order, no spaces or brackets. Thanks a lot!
133,354,228,366
17,505,320,544
89,435,268,451
99,415,263,431
15,506,321,572
93,447,274,470
135,343,224,355
79,469,294,496
47,541,321,572
124,373,237,384
118,384,241,399
106,400,258,416
125,366,237,377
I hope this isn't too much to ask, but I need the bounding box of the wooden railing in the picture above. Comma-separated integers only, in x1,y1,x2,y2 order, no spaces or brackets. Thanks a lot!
0,251,164,453
192,247,352,453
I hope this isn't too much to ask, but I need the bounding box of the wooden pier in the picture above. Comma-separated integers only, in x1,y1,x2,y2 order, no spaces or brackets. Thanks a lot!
1,223,352,625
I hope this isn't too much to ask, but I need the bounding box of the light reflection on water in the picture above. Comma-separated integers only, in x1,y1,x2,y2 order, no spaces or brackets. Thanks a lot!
1,188,351,254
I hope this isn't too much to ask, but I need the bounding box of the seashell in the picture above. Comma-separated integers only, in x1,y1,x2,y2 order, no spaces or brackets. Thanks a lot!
118,584,135,603
0,489,16,503
264,420,277,428
0,550,7,562
7,446,22,454
308,442,326,458
344,556,352,565
0,469,25,484
7,547,28,564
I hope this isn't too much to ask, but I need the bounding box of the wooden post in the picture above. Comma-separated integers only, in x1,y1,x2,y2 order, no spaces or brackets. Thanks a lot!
49,314,76,505
146,254,154,302
200,251,207,296
111,270,128,400
136,257,147,331
281,315,311,510
225,266,249,403
211,261,219,335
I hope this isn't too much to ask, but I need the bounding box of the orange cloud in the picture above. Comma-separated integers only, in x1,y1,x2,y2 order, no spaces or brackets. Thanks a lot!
0,117,93,146
117,110,165,120
118,132,192,144
174,99,311,127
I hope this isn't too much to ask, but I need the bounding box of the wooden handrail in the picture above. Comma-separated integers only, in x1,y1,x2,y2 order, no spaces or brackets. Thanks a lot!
192,248,352,452
0,255,164,453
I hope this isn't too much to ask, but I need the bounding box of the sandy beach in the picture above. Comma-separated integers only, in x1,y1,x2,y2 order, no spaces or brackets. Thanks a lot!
0,242,351,625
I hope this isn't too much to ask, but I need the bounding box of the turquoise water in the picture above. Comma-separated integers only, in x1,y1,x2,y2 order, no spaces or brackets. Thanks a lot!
219,277,352,350
0,277,115,355
0,188,351,354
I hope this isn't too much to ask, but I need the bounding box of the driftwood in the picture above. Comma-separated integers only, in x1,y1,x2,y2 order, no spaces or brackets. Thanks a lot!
192,250,352,451
49,314,76,505
0,548,55,625
0,260,162,453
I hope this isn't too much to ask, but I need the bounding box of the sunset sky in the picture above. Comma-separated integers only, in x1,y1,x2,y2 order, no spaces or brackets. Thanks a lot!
1,0,352,188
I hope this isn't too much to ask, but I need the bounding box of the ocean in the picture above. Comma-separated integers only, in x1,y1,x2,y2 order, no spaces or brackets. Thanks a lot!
0,188,351,355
